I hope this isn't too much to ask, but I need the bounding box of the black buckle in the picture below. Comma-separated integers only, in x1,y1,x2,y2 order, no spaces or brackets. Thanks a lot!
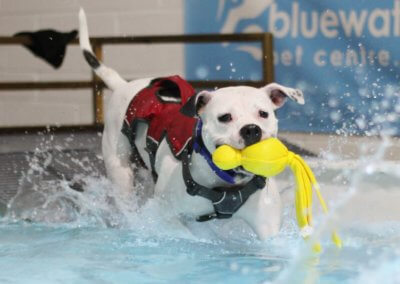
196,212,217,222
196,212,233,222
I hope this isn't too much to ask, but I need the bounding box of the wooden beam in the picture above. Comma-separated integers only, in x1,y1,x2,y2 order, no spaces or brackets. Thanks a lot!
86,33,266,44
0,80,266,91
0,33,270,45
0,125,103,135
0,32,274,130
262,33,275,84
92,44,104,125
0,81,93,90
0,36,32,45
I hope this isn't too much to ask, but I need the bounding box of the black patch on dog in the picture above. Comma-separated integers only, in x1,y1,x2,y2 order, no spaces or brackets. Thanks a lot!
196,95,209,113
180,92,209,117
180,94,198,117
83,50,100,69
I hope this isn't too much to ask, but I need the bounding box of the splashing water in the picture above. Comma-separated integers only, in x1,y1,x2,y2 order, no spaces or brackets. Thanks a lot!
0,128,399,284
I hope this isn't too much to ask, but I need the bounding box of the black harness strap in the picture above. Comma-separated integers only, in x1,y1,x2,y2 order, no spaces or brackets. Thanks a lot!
122,120,159,182
121,120,148,170
182,148,266,222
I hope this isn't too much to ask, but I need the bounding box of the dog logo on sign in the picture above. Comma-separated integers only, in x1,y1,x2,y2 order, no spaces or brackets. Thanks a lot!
217,0,273,61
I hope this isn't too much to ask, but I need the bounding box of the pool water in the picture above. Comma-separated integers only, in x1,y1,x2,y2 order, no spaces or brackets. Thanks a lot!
1,223,398,284
1,144,400,283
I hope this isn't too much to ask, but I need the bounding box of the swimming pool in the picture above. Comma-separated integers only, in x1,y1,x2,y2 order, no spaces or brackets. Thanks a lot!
1,135,399,283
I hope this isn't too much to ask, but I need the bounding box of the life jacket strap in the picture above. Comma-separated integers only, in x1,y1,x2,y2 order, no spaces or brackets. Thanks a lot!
182,147,267,221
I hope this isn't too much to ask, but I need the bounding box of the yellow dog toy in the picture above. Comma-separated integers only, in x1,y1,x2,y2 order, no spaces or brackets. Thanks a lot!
212,138,342,251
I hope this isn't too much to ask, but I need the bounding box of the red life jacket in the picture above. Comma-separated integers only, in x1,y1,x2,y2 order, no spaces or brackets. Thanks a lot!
123,75,197,159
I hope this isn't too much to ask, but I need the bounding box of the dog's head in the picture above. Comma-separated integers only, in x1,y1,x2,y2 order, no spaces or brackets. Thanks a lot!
181,83,304,152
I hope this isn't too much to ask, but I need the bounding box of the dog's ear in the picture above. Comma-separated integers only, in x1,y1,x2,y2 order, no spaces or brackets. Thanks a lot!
180,91,211,117
262,83,304,110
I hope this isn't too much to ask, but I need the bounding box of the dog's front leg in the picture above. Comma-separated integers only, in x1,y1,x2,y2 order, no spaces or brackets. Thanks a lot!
236,179,282,240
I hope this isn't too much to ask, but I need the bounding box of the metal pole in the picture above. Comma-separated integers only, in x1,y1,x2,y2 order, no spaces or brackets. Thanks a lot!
262,33,275,84
92,44,104,125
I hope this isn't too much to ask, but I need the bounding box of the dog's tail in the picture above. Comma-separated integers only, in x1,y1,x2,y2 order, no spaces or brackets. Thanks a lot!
79,8,127,91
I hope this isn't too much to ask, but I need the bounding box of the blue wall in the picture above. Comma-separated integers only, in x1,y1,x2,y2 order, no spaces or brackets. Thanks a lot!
185,0,400,135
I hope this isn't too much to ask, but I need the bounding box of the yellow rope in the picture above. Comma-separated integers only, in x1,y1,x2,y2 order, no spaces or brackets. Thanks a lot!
212,138,342,251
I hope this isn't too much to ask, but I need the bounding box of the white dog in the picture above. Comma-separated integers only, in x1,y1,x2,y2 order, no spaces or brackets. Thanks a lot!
79,9,304,240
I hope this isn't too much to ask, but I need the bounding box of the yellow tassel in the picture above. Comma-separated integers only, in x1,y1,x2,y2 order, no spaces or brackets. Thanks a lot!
212,138,342,250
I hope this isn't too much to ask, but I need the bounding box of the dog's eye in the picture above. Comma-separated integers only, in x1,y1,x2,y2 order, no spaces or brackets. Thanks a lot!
218,113,232,123
259,110,269,118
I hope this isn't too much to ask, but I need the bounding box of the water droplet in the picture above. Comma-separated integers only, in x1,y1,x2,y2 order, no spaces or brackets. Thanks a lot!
330,111,341,122
195,66,209,79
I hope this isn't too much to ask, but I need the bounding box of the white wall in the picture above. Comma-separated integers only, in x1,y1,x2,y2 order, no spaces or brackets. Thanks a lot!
0,0,184,127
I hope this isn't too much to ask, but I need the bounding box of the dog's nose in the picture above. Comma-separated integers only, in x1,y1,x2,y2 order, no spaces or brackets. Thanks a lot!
240,124,262,147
